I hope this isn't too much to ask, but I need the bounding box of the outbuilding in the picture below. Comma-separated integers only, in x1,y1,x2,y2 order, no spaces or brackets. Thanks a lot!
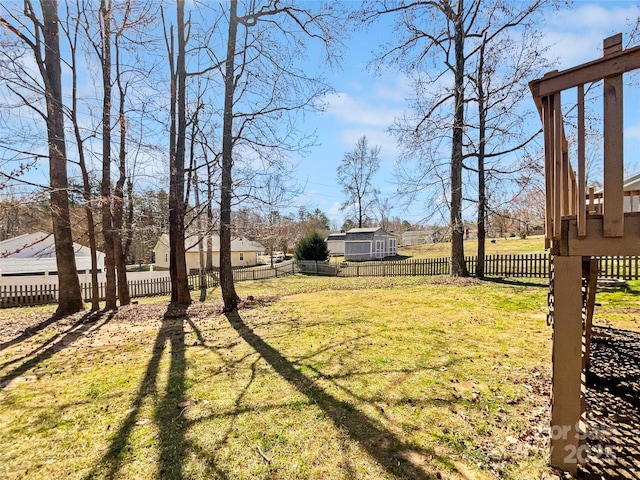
326,232,346,256
344,227,398,261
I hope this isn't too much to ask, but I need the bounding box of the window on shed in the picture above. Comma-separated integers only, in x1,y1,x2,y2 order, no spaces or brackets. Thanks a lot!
239,252,244,261
390,238,397,255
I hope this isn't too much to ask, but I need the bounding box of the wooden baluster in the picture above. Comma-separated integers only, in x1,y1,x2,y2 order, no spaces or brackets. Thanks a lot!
578,84,586,237
543,96,554,246
562,138,570,217
553,93,563,240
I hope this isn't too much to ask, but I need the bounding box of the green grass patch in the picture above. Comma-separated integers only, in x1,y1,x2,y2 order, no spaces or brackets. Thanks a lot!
3,273,626,479
399,235,546,259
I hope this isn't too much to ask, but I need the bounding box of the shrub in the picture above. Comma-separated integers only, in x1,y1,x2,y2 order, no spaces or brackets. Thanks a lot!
294,231,329,261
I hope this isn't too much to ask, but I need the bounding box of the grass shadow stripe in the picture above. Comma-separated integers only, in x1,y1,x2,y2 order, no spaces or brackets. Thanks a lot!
225,310,439,480
0,310,116,391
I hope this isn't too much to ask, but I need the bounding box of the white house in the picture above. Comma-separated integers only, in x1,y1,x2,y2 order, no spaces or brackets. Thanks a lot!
153,234,264,273
0,231,105,275
343,227,398,261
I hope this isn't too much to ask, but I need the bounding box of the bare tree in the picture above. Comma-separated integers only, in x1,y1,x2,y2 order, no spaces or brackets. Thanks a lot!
466,26,549,277
0,0,84,314
365,0,548,276
212,0,342,311
163,0,191,306
62,0,100,310
337,136,381,229
99,0,118,309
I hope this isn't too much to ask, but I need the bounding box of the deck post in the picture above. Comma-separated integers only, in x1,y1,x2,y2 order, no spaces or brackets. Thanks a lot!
603,34,624,238
550,255,584,475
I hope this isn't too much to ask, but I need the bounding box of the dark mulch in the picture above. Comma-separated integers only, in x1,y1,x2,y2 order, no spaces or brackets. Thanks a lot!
581,326,640,479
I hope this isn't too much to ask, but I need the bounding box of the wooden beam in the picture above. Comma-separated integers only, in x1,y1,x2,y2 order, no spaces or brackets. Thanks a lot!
550,256,584,476
561,213,640,256
529,37,640,98
603,70,624,237
604,33,623,56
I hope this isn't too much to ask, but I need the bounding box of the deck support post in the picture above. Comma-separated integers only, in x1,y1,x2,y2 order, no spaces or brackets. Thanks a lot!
550,255,584,475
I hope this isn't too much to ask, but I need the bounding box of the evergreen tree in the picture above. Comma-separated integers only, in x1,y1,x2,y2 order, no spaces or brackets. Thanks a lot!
294,231,329,261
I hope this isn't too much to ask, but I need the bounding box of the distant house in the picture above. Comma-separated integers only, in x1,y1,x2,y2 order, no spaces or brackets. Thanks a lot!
401,230,429,246
326,232,346,256
344,227,398,261
593,172,640,212
153,234,264,273
622,173,640,212
0,231,105,275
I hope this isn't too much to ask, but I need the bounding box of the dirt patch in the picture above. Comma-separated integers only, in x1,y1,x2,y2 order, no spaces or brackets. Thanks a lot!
0,297,278,353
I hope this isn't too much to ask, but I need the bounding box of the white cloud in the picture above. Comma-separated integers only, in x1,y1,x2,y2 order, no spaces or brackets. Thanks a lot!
625,123,640,139
546,3,639,32
339,128,399,163
324,92,404,127
540,4,640,69
371,73,414,103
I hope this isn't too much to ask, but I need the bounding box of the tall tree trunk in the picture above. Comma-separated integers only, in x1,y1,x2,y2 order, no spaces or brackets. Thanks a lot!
114,65,130,305
450,0,468,277
206,159,214,272
100,0,117,309
68,11,99,310
220,0,241,311
42,0,84,315
476,35,487,278
124,179,134,261
168,0,191,305
194,171,207,301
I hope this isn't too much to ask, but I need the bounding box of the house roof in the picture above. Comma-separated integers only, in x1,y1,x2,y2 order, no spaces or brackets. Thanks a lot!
154,234,264,253
624,172,640,190
327,232,346,241
344,227,397,241
0,231,102,259
594,172,640,193
347,227,383,234
0,231,105,274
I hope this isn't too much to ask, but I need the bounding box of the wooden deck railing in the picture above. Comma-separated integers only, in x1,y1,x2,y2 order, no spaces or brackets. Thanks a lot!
529,33,640,246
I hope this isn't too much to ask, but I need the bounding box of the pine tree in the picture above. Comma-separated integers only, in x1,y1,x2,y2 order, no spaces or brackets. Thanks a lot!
294,231,329,261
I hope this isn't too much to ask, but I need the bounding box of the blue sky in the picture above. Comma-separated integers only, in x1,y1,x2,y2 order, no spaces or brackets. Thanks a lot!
1,1,640,231
293,1,640,228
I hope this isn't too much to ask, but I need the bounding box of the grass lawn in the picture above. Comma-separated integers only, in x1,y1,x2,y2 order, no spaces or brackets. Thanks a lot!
1,275,638,479
399,235,546,259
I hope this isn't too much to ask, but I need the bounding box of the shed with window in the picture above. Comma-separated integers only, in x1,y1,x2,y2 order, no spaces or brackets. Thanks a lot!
343,227,398,261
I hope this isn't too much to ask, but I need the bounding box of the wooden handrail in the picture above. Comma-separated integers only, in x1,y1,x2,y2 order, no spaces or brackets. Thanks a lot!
530,33,636,243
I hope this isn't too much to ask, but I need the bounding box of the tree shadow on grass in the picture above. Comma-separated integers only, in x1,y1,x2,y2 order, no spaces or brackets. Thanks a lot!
479,277,549,288
0,314,62,352
86,305,234,480
86,305,189,479
0,310,116,391
225,310,441,480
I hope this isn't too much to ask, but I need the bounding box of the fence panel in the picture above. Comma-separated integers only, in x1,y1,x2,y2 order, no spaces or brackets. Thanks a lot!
4,253,640,308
